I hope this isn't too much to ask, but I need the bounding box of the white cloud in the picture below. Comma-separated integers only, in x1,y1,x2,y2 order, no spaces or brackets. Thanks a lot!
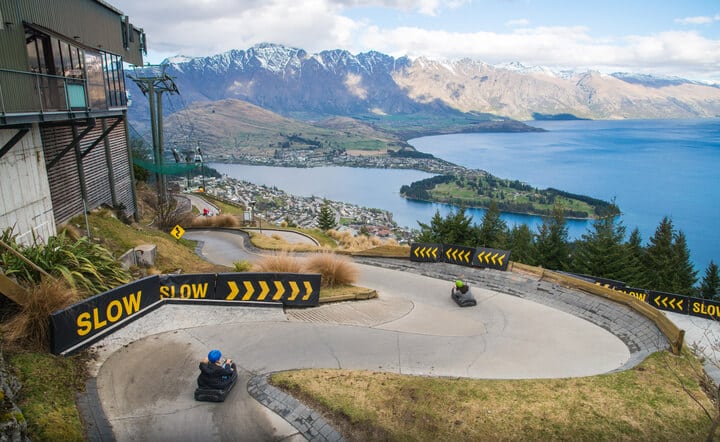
505,19,529,27
118,0,720,83
674,15,716,25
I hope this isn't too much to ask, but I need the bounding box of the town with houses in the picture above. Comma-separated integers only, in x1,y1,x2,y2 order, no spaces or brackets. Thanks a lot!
195,173,417,242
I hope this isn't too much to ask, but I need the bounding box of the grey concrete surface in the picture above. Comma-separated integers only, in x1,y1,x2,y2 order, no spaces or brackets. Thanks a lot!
88,230,677,441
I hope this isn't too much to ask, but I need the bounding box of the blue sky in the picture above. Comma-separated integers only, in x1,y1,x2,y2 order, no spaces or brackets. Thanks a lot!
114,0,720,82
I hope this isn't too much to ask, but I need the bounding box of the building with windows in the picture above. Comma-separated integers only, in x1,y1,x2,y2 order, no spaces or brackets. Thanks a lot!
0,0,145,245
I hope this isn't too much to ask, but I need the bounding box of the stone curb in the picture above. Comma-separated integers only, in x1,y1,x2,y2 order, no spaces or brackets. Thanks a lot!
248,374,345,442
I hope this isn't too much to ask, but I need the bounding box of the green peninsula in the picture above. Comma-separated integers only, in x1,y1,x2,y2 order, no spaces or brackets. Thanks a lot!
400,173,619,219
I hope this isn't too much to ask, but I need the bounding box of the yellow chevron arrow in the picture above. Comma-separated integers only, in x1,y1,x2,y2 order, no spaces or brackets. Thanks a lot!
677,299,684,310
273,281,286,300
431,247,438,259
226,281,239,300
653,296,661,307
302,281,314,300
477,251,485,263
662,297,668,308
258,281,270,300
498,254,505,266
288,281,300,300
242,281,255,301
421,247,428,258
463,250,471,262
491,253,499,265
453,249,460,260
485,252,492,264
446,249,453,260
414,247,420,258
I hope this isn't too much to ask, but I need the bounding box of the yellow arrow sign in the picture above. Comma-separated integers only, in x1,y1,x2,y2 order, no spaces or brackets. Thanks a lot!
431,247,438,259
288,281,300,300
258,281,270,300
463,250,471,262
677,299,684,310
413,247,420,257
491,253,498,265
498,254,505,266
226,281,239,300
242,281,255,300
445,249,453,260
273,281,286,300
302,281,314,300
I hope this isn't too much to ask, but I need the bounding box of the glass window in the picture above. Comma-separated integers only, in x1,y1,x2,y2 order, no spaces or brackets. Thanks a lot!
51,38,64,76
84,51,106,110
26,36,40,73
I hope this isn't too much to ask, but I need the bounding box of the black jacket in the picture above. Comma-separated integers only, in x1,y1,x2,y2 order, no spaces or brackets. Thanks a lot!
197,361,236,389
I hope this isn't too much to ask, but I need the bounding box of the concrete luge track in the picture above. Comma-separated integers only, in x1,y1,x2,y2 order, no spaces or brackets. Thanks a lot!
91,230,668,441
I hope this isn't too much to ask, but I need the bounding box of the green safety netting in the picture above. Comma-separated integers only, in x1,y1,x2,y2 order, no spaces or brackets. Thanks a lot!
133,157,201,175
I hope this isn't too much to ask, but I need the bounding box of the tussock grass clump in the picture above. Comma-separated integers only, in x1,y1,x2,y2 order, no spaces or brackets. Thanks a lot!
233,260,253,272
253,251,304,273
1,279,80,351
190,214,240,228
304,252,359,288
327,229,398,252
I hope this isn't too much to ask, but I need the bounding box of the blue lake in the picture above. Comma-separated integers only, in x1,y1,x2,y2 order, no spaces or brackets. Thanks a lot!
210,118,720,273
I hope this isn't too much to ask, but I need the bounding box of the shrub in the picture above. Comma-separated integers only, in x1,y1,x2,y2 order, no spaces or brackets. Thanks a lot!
0,228,129,296
1,279,80,351
252,251,303,273
233,260,253,272
304,252,359,288
190,214,240,228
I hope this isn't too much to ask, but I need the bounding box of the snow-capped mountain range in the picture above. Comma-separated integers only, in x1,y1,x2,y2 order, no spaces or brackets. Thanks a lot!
126,43,720,123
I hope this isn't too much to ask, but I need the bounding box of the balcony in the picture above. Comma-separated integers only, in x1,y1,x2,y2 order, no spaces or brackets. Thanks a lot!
0,69,127,126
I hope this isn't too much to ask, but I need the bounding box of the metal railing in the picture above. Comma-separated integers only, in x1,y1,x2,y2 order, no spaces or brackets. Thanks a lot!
0,68,126,118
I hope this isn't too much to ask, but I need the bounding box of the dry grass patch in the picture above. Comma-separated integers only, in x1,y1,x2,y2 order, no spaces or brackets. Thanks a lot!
1,279,80,351
271,350,716,441
327,229,402,253
253,251,304,273
249,231,325,252
304,252,359,288
352,244,410,258
190,214,240,228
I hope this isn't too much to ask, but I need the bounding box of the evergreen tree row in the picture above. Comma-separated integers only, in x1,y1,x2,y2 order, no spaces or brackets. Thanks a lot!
416,202,719,299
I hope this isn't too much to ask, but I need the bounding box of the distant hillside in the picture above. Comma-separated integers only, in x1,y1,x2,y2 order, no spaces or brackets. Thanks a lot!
126,43,720,129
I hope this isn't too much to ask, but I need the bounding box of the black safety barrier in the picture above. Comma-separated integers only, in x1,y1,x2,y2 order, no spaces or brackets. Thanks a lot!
159,274,217,300
647,290,689,315
689,298,720,321
569,274,720,320
410,242,512,271
443,244,476,267
216,272,321,306
50,275,161,355
410,243,442,263
50,272,322,355
473,247,511,271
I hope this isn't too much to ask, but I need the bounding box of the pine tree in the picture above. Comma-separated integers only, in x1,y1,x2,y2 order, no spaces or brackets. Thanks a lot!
317,202,337,231
670,231,697,295
477,201,507,248
572,216,628,281
417,210,446,244
533,203,570,271
506,224,534,265
700,261,720,300
644,217,676,292
623,228,650,288
416,208,477,246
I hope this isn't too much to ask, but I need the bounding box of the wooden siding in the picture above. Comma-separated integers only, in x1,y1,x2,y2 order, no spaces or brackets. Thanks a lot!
41,116,136,224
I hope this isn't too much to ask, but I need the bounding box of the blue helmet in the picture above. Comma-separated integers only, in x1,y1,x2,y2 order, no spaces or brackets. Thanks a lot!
208,349,222,363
